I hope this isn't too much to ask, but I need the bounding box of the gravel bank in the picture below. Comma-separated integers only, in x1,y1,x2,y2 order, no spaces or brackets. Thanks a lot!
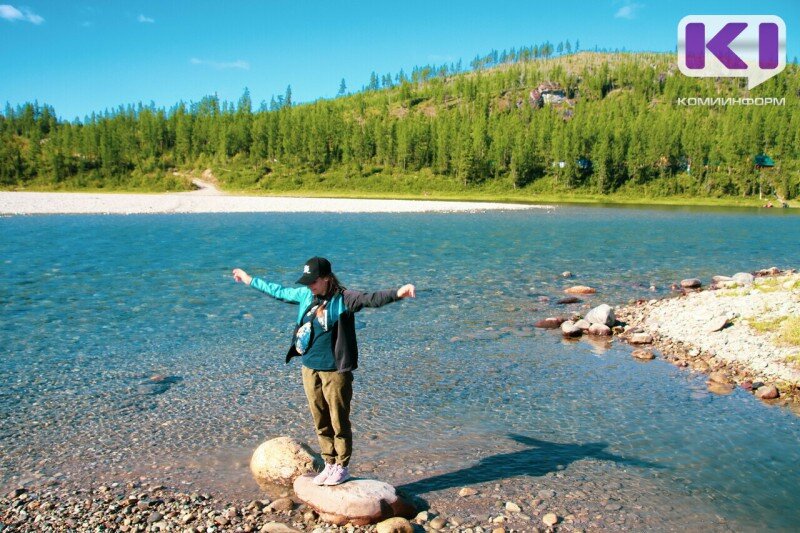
618,269,800,401
0,191,546,215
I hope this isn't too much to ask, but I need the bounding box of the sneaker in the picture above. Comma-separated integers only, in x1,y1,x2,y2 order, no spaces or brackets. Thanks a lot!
323,464,350,486
312,463,335,485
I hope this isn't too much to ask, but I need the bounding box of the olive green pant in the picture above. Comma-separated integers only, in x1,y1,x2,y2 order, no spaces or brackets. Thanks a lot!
301,366,353,467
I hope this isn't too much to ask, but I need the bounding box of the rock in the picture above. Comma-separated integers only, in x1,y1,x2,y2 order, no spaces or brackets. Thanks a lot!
584,304,616,327
147,512,163,524
628,333,653,344
756,384,780,400
458,487,478,497
733,272,755,285
680,278,702,289
565,285,596,294
707,316,729,332
260,522,302,533
293,474,415,526
250,437,323,487
505,501,521,513
376,517,414,533
542,512,559,526
556,296,581,305
574,319,591,330
562,271,572,278
414,510,430,522
712,275,733,283
707,382,734,395
537,489,555,499
267,498,294,512
7,488,26,499
632,349,655,360
740,381,754,391
561,321,583,337
430,516,447,529
588,324,611,336
708,371,731,385
535,317,566,329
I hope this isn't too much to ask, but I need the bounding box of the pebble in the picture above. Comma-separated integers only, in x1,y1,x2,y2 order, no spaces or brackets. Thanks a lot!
632,349,655,360
542,512,559,526
429,516,447,529
505,501,521,513
537,489,556,499
756,384,780,399
459,487,479,497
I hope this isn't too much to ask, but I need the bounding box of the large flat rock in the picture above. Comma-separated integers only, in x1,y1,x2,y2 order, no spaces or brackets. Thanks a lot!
293,474,415,526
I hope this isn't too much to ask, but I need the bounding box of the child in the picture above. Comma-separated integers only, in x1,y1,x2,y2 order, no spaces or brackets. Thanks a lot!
232,257,415,485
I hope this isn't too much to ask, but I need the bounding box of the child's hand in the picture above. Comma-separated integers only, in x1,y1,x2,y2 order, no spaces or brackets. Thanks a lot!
397,284,416,299
232,268,252,285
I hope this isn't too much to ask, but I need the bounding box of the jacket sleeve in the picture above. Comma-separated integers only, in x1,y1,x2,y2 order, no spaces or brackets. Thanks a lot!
343,288,401,313
249,277,307,304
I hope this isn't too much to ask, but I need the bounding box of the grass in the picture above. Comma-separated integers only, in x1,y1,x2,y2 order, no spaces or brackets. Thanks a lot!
781,317,800,346
747,315,800,347
748,315,788,334
786,353,800,369
6,162,791,209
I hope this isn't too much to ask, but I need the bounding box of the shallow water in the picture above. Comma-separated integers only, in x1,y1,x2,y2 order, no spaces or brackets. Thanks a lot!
2,207,800,529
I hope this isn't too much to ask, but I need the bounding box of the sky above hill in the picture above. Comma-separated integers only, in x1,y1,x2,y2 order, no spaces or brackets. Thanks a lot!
2,0,798,120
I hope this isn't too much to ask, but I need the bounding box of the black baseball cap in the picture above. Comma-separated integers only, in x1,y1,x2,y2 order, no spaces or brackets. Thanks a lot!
296,257,332,285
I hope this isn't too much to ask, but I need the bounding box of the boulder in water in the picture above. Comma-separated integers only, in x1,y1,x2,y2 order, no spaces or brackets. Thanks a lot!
584,304,615,327
293,474,415,526
250,437,323,487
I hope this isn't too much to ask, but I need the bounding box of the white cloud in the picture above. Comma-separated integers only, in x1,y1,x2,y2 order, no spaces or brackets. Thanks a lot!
189,57,250,70
137,14,154,23
0,4,44,24
614,3,642,19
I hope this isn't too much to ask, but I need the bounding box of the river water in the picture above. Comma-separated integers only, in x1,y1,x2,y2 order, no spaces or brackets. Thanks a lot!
2,206,800,530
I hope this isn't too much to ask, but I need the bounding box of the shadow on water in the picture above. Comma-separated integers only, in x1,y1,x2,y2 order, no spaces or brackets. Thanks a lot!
398,434,660,497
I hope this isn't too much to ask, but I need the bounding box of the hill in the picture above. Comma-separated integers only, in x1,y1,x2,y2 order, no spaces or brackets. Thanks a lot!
1,51,798,204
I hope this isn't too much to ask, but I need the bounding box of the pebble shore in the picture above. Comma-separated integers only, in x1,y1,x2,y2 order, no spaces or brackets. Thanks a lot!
0,191,545,215
617,268,800,404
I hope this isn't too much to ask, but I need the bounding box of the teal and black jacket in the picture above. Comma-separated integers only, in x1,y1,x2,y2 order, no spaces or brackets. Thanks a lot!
250,277,401,372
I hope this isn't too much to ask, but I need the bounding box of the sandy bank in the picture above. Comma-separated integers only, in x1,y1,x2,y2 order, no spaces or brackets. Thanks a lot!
0,190,546,215
618,269,800,399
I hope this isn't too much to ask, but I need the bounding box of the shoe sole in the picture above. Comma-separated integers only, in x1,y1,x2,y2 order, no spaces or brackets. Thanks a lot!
324,476,351,486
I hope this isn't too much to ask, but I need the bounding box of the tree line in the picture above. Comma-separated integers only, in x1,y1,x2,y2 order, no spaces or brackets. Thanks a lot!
1,51,798,198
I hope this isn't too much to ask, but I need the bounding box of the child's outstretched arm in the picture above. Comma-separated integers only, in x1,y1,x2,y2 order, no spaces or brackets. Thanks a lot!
231,268,307,304
343,283,416,312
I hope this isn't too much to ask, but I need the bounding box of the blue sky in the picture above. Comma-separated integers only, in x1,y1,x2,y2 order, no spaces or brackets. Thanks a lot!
1,1,798,120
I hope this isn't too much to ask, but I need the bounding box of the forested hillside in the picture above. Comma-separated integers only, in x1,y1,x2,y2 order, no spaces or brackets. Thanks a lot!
2,50,798,200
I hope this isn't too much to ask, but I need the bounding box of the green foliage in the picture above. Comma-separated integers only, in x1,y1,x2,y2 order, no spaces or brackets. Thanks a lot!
1,52,798,199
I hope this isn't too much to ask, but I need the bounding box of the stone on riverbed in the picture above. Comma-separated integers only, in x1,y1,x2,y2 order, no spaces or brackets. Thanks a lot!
632,349,655,360
588,323,611,336
680,278,702,289
574,319,591,330
584,304,616,327
250,437,323,487
293,474,416,526
628,332,653,344
561,321,583,337
565,285,596,294
755,384,780,400
556,296,581,305
535,317,567,329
